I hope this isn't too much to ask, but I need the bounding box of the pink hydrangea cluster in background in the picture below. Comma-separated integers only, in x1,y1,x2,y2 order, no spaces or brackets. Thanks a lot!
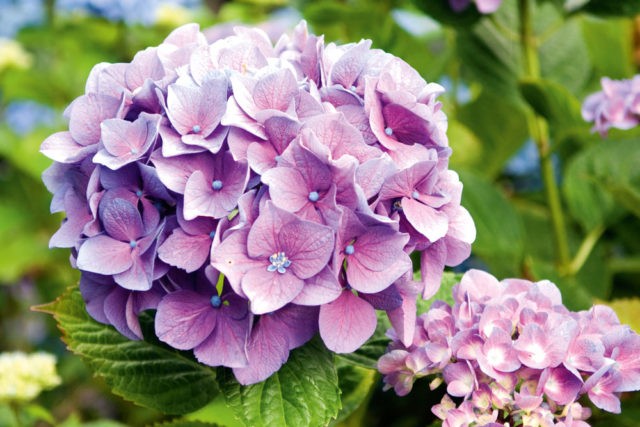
449,0,503,14
582,76,640,136
40,21,476,384
378,269,640,427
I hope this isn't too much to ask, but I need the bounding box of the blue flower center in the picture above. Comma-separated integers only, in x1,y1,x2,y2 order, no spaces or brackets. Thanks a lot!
131,148,139,155
412,190,420,199
192,125,201,134
392,199,403,212
308,191,319,202
210,295,222,308
209,231,216,239
350,85,357,92
345,244,355,255
385,127,393,136
212,180,223,191
267,252,292,274
129,240,137,248
135,190,143,198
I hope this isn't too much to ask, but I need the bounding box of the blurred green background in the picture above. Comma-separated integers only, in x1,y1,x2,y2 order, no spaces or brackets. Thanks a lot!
1,0,640,425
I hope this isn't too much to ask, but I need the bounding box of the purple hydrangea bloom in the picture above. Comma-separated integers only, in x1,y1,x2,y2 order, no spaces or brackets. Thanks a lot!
582,76,640,136
42,21,475,385
378,269,640,425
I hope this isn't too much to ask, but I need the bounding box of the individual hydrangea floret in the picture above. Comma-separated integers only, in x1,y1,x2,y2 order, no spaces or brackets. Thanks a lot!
582,75,640,136
41,21,475,385
378,269,640,426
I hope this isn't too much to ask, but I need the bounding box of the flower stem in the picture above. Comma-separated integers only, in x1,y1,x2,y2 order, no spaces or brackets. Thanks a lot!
518,0,571,270
566,224,605,276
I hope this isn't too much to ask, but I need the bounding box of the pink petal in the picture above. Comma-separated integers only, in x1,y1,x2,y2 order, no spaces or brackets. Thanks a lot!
157,228,211,272
319,290,377,353
40,131,97,163
76,235,133,275
402,197,449,241
194,312,250,368
242,266,304,314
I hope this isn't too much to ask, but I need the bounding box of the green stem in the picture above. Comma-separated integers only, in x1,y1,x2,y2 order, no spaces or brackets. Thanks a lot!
565,224,605,276
518,0,571,270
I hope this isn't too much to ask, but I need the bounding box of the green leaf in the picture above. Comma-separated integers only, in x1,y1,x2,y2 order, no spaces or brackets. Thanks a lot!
330,361,377,425
35,287,218,415
459,170,525,277
456,92,529,178
579,0,640,17
518,78,588,143
563,138,640,231
538,15,590,94
218,337,341,427
581,17,635,79
185,394,239,427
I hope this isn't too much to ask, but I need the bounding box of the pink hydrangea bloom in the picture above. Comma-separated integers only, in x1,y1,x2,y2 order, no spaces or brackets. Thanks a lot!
378,269,640,426
449,0,503,14
582,75,640,136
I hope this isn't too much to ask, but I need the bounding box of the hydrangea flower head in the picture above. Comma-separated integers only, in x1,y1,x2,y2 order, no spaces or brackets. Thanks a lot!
582,75,640,136
41,21,475,384
379,269,640,426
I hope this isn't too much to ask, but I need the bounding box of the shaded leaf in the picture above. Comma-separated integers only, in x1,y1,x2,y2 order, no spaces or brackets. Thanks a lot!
35,287,219,415
459,170,525,277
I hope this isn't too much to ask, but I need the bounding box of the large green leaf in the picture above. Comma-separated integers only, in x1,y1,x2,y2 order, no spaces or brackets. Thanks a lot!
456,92,529,178
36,287,219,415
218,337,341,427
330,361,377,425
581,17,635,80
459,170,525,277
563,138,640,231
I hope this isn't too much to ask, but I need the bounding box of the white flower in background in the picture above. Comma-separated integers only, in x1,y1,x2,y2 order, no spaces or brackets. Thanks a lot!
0,352,61,401
0,38,33,72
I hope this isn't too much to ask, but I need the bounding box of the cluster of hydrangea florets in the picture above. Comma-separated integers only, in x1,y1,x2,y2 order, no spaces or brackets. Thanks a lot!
582,75,640,136
40,21,476,385
449,0,503,14
378,269,640,427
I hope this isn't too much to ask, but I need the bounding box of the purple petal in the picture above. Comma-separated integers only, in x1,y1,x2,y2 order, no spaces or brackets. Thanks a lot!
100,197,144,242
155,290,217,350
232,314,291,385
242,266,304,314
69,94,122,145
76,235,133,275
292,266,342,306
40,131,97,163
194,311,250,368
319,290,377,353
253,68,298,112
158,228,211,273
402,197,449,241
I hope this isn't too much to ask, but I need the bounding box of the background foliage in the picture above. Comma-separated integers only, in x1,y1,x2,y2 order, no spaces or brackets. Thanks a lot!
1,0,640,425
